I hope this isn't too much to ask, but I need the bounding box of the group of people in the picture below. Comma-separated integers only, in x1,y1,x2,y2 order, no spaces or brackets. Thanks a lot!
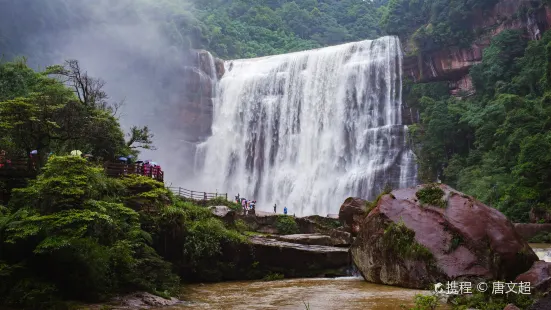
116,156,163,180
234,194,290,216
0,149,41,170
235,194,256,215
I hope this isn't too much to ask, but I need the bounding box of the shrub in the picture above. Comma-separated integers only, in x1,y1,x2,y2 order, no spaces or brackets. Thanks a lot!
275,215,299,235
407,294,439,310
262,272,284,281
416,184,446,208
234,219,249,232
450,287,534,309
1,156,180,307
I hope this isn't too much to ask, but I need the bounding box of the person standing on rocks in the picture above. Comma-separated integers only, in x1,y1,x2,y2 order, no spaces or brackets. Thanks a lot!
284,206,288,215
274,204,277,213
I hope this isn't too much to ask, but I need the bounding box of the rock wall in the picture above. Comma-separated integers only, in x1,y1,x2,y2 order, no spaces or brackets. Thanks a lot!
173,49,224,143
514,223,551,240
403,0,551,96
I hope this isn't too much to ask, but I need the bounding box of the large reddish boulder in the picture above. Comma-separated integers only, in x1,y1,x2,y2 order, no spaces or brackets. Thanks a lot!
338,197,367,236
515,260,551,293
351,184,538,289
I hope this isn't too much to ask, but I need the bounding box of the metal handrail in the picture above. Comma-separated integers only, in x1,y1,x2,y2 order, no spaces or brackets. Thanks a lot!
168,187,228,201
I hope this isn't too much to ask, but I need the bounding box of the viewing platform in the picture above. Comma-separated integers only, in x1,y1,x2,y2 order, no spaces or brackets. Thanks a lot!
0,158,165,183
104,162,164,182
169,187,228,201
0,158,38,178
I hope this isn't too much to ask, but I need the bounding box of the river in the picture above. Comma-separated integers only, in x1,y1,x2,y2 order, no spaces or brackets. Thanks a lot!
156,244,551,310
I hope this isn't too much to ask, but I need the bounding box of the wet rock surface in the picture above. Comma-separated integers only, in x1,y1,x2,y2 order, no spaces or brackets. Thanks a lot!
273,233,350,247
248,236,350,277
87,292,184,309
239,213,342,235
351,184,538,289
528,294,551,310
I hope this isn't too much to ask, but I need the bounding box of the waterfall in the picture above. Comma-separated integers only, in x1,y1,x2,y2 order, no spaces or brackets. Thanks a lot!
195,36,418,216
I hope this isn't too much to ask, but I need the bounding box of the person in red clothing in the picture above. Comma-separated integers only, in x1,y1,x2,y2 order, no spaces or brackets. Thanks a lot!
0,150,5,168
143,162,151,177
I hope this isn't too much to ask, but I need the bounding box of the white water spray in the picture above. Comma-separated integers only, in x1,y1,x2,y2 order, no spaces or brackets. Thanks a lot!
195,36,417,216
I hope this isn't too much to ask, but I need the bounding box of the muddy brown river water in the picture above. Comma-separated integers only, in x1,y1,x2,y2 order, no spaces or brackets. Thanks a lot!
153,244,551,310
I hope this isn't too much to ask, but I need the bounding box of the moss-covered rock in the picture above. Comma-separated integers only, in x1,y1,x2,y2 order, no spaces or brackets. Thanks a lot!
415,183,446,208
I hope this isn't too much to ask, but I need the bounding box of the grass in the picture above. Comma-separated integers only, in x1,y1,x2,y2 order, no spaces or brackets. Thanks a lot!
383,220,433,261
416,184,446,208
262,272,284,281
365,185,394,214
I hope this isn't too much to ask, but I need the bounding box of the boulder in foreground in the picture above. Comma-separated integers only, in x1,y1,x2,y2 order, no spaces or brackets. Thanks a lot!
351,184,538,289
338,197,367,236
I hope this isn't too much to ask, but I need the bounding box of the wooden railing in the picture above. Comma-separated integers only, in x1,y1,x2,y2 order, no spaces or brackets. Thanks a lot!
0,158,37,178
104,162,164,182
169,187,227,201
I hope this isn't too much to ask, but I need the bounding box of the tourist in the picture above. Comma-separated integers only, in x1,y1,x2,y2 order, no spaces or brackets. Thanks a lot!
284,206,288,215
29,150,38,170
143,161,151,177
250,200,256,212
273,203,276,213
235,193,240,203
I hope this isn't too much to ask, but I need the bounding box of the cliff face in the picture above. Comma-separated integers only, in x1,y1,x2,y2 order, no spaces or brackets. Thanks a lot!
403,0,551,96
174,50,224,143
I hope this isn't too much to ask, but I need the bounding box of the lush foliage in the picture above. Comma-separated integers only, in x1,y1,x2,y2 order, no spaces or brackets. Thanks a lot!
0,59,250,308
275,215,300,235
0,155,248,308
0,156,179,308
450,288,534,309
0,58,152,163
411,29,551,222
190,0,385,58
381,0,505,53
405,294,439,310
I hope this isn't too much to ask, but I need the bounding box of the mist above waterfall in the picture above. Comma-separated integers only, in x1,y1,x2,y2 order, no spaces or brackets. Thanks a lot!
195,36,418,216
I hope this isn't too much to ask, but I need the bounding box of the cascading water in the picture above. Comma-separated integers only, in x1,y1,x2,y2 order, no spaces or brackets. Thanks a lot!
195,36,418,216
